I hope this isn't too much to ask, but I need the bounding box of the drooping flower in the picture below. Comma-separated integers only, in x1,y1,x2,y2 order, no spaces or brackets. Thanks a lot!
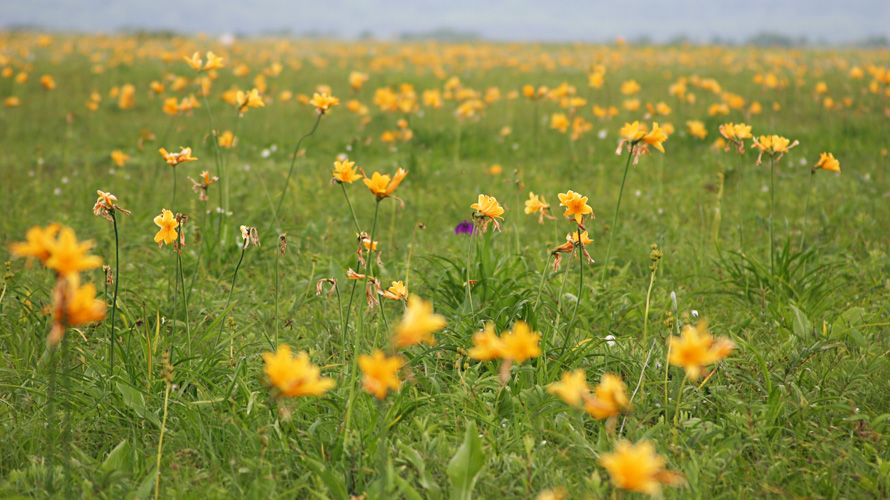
44,227,103,277
470,194,505,232
332,157,363,184
524,192,555,223
557,190,593,225
599,440,683,496
239,225,260,250
159,147,198,166
642,122,667,153
815,152,840,173
10,223,61,264
92,190,131,221
359,349,403,399
392,295,446,348
379,280,408,301
667,320,735,381
262,345,336,398
363,168,407,200
188,171,219,201
153,209,179,248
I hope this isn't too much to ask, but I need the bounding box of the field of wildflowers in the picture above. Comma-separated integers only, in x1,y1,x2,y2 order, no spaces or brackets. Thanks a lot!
1,32,890,498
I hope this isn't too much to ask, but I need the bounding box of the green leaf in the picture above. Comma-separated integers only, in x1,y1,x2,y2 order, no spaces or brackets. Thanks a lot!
446,421,485,500
100,439,132,474
304,458,348,500
116,382,160,427
790,305,812,338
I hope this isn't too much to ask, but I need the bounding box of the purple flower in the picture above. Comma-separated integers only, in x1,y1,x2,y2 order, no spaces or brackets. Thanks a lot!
454,220,474,235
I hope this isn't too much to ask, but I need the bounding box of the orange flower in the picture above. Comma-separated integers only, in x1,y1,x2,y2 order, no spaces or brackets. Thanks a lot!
392,295,446,348
203,51,224,71
582,373,629,419
815,152,840,173
262,345,336,398
501,321,541,363
363,168,407,199
110,150,130,167
10,223,61,264
184,52,203,71
471,194,505,232
379,280,408,301
557,190,593,225
153,209,179,247
44,227,103,277
468,323,507,361
359,349,403,399
667,320,735,381
599,440,683,496
547,369,590,406
332,158,363,184
310,92,339,114
159,147,198,166
49,275,106,346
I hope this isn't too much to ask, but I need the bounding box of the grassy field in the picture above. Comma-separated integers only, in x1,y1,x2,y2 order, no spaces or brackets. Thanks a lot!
1,32,890,499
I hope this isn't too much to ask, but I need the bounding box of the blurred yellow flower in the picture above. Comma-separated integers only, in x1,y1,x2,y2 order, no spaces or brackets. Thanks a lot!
583,373,628,419
667,320,735,381
469,323,507,361
310,92,339,114
599,440,681,496
262,345,335,398
332,157,363,183
10,223,61,264
184,52,203,71
111,150,130,167
815,152,840,173
392,295,446,348
547,369,590,406
44,227,103,277
501,321,541,363
159,147,197,166
359,349,403,399
203,51,224,71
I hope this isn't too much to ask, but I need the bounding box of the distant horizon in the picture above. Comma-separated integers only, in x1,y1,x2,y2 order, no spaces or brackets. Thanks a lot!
4,0,889,46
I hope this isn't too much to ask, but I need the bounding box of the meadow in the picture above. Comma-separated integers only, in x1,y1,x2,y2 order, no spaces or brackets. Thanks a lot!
1,32,890,499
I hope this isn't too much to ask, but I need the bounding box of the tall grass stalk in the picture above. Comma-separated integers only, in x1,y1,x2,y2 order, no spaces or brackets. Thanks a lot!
601,149,634,282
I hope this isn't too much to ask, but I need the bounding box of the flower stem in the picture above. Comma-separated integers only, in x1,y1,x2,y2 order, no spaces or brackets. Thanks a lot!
216,245,246,347
532,253,553,315
671,374,688,444
176,250,191,354
340,183,362,234
769,155,776,276
154,381,171,500
566,228,584,349
642,265,656,347
464,223,475,313
737,152,749,300
273,113,323,228
800,171,815,253
186,202,207,305
109,211,120,376
601,150,634,283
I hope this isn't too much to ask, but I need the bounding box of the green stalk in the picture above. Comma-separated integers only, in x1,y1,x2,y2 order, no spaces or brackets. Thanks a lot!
464,221,476,313
216,245,246,347
274,241,280,348
566,228,584,349
601,149,634,283
109,211,120,376
769,155,776,275
532,254,553,315
273,113,323,227
186,202,208,305
738,152,749,300
340,183,362,234
800,171,815,253
176,250,191,354
154,381,171,500
642,266,656,347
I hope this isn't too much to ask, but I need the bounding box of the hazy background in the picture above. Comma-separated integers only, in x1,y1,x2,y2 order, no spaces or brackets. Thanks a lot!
3,0,889,45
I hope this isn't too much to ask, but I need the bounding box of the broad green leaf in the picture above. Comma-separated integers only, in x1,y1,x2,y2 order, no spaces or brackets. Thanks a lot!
447,421,485,500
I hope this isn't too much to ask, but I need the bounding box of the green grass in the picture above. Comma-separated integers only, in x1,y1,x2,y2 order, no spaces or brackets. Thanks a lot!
1,34,890,498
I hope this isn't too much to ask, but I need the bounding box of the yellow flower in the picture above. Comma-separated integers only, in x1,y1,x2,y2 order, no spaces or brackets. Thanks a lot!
349,71,369,90
44,227,103,277
599,440,678,496
50,275,106,346
583,373,629,419
667,320,735,381
110,150,130,167
184,52,202,71
159,147,198,166
619,121,645,142
752,134,799,164
392,295,446,348
363,168,407,199
359,349,403,399
203,51,224,71
332,158,363,184
10,223,61,264
550,113,570,133
686,120,707,140
815,152,840,173
40,75,56,90
642,122,667,153
471,194,505,225
557,190,593,225
569,231,594,246
218,130,236,148
162,97,180,116
620,79,640,95
236,88,265,111
380,280,409,301
501,321,541,363
262,345,336,398
547,369,590,406
468,323,507,361
153,209,179,248
310,92,339,114
5,96,21,107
